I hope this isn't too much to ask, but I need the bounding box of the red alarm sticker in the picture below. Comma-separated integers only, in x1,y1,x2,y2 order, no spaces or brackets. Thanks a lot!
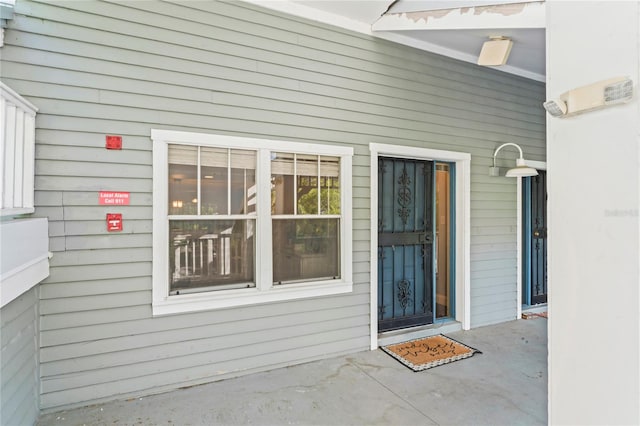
99,191,130,205
106,213,123,232
106,135,122,150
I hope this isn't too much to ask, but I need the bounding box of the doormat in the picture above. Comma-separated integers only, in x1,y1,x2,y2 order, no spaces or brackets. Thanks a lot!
381,334,481,372
522,311,548,319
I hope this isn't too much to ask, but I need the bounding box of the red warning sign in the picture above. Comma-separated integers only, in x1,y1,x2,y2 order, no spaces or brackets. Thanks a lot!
99,191,130,205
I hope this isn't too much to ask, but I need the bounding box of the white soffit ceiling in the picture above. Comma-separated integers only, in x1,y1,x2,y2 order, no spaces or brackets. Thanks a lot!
242,0,546,81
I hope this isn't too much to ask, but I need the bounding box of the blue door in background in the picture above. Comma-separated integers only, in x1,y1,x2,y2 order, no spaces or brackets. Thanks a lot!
523,170,548,306
378,157,434,332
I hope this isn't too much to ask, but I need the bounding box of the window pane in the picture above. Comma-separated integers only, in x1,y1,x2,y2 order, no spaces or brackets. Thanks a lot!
201,147,228,215
271,152,294,215
320,156,340,215
231,149,256,214
169,220,255,294
296,154,318,214
272,218,339,283
168,145,197,215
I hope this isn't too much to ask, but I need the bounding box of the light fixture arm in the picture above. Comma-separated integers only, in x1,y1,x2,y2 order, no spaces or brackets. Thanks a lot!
492,142,525,168
489,142,538,178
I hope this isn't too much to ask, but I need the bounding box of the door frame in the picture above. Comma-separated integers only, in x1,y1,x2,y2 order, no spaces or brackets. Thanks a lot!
516,160,547,319
369,143,471,350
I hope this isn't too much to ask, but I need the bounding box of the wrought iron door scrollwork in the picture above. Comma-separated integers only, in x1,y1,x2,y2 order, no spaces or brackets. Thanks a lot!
397,167,412,226
397,279,413,312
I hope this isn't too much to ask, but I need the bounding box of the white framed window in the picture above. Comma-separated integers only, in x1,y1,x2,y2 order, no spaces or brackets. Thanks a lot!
151,130,353,316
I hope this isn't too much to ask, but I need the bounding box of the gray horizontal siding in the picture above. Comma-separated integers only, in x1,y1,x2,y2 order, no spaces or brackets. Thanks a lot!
40,314,369,378
41,335,370,409
0,287,40,426
2,0,545,410
39,294,370,347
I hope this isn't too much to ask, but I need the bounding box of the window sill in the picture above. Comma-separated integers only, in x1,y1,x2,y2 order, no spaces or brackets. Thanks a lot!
0,217,50,308
152,279,353,316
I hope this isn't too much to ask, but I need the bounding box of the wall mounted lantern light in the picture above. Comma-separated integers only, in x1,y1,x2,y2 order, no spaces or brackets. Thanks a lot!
489,142,538,177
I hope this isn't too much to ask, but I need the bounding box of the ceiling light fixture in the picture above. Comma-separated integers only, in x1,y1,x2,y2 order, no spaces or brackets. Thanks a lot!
477,36,513,67
489,142,538,178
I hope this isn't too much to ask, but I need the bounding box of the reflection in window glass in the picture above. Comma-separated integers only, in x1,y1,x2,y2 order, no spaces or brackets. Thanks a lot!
271,153,341,216
169,220,255,294
231,150,256,214
271,152,295,215
271,153,341,285
296,154,318,214
320,156,340,215
201,147,228,215
272,218,339,284
168,145,197,215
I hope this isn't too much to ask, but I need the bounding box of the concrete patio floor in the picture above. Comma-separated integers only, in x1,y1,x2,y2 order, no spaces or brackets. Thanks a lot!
38,317,547,426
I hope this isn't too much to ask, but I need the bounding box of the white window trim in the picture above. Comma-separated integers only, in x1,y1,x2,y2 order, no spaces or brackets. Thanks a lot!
152,130,353,316
369,143,471,350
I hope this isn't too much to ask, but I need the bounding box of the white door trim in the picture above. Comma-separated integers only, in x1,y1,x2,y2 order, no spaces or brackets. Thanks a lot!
517,159,547,319
369,143,471,350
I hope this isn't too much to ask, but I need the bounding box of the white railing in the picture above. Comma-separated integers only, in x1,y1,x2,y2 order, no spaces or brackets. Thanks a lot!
1,81,38,217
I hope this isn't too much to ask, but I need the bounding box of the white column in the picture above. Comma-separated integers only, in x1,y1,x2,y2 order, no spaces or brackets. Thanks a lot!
546,2,640,424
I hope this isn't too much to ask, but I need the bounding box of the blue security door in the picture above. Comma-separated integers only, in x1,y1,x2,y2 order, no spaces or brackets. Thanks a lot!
378,157,434,332
523,170,548,305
